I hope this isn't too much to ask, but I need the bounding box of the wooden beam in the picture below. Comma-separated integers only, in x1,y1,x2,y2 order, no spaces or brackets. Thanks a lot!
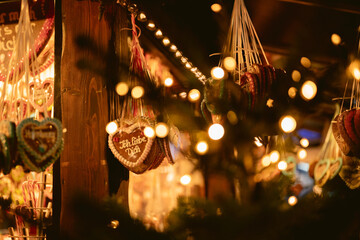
60,0,110,235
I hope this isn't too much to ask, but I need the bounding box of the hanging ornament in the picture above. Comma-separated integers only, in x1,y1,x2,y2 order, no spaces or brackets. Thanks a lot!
108,14,174,174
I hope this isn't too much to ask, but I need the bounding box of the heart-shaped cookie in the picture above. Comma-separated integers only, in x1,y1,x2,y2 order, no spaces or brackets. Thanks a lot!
0,134,11,174
281,156,296,177
354,109,360,144
108,117,155,172
314,159,330,186
333,115,351,156
0,120,17,165
343,109,360,156
19,139,64,172
329,157,343,179
29,78,54,112
17,118,63,162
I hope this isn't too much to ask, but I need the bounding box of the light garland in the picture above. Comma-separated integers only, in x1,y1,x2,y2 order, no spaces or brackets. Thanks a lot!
117,0,207,84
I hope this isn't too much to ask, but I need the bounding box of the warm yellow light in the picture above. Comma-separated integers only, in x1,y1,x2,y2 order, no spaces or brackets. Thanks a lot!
288,87,297,98
300,80,317,100
137,12,147,22
147,21,156,30
188,89,201,102
131,86,145,99
223,57,236,71
185,62,192,69
291,70,301,82
110,220,120,229
191,67,198,72
155,122,169,138
300,138,309,148
227,111,238,125
297,149,307,159
195,141,209,155
280,115,297,133
143,126,155,138
211,67,225,80
180,175,191,185
115,82,129,96
170,45,177,52
278,160,288,171
181,57,187,64
254,137,262,147
269,150,280,163
211,3,222,12
155,29,163,38
288,196,298,206
353,68,360,80
300,57,311,68
208,123,225,140
331,33,341,45
164,77,174,87
261,155,271,167
179,92,187,98
175,51,182,58
162,37,170,46
106,121,118,134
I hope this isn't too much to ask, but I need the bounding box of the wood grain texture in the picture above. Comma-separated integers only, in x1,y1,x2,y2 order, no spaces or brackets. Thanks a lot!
60,0,110,235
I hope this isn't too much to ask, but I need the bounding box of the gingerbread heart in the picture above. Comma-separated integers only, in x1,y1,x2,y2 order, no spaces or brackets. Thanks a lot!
108,117,155,172
0,120,17,164
333,115,351,156
281,156,296,177
343,109,360,156
329,157,343,179
354,109,360,143
29,78,54,112
17,118,63,162
19,139,64,172
0,134,11,174
314,159,330,186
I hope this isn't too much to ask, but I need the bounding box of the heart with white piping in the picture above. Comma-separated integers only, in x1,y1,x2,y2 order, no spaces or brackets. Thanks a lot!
108,117,155,171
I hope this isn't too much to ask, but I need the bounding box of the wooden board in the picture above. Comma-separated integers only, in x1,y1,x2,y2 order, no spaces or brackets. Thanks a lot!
60,0,111,235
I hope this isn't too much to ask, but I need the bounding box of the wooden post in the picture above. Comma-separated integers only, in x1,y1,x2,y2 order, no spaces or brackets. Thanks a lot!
60,0,113,235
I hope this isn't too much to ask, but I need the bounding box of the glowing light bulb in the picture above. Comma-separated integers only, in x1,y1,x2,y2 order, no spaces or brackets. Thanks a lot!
147,21,156,30
109,220,120,229
208,123,225,140
162,37,170,46
179,92,187,98
106,121,118,134
278,160,288,170
188,89,200,102
300,80,317,100
223,57,236,71
297,149,307,159
170,45,177,52
280,115,297,133
181,57,187,63
137,12,147,22
291,70,301,82
353,68,360,80
185,62,192,69
288,87,297,98
180,175,191,185
195,141,208,155
261,155,271,167
211,67,225,80
155,29,163,38
155,122,169,138
331,33,341,45
300,57,311,68
143,126,155,138
288,196,298,206
115,82,129,96
254,137,262,147
175,51,182,58
269,150,280,163
300,138,309,148
164,77,173,87
191,67,198,72
211,3,222,12
131,86,144,99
